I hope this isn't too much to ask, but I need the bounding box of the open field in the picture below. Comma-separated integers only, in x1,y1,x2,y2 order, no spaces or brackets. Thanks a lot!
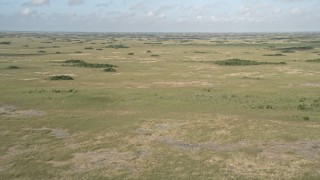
1,32,320,179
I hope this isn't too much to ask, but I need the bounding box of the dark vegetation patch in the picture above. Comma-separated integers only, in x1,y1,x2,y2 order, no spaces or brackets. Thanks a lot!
105,44,129,49
297,97,320,112
276,46,314,53
38,50,46,53
306,59,320,63
151,54,159,57
0,41,11,45
74,51,82,54
49,75,74,80
84,47,94,50
0,53,45,56
263,54,285,56
23,89,77,93
144,42,163,45
145,50,152,53
104,67,117,72
194,51,207,53
96,48,103,50
214,58,287,66
62,59,117,68
7,65,20,69
128,53,135,55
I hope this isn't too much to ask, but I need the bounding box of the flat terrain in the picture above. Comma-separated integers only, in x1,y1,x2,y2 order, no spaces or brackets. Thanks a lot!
0,32,320,179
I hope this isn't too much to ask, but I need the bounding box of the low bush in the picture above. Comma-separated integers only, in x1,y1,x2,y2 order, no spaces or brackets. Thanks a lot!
105,44,129,49
277,46,314,53
306,59,320,63
302,116,310,121
214,58,286,66
7,65,19,69
63,59,117,68
49,75,73,80
0,41,11,45
128,53,135,55
263,54,285,56
104,67,117,72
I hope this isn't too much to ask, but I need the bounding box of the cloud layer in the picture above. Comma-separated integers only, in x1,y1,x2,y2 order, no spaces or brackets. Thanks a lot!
0,0,319,32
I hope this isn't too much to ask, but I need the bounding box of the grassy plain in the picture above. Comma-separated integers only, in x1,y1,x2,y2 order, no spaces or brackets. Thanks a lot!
1,32,320,179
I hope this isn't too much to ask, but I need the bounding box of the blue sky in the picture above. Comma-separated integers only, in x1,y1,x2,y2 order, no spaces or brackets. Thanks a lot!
0,0,319,32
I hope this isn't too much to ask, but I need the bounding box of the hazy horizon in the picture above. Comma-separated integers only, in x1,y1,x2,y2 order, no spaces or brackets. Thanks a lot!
1,0,320,32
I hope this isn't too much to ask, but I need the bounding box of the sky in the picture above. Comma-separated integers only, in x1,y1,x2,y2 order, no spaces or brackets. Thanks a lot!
0,0,319,32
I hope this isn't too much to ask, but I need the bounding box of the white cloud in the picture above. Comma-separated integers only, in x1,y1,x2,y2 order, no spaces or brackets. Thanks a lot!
196,16,203,20
21,7,34,16
289,8,302,15
68,0,84,6
23,0,49,7
147,11,154,17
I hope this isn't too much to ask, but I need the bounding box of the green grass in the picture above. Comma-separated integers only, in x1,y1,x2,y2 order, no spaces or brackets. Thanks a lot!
1,32,320,179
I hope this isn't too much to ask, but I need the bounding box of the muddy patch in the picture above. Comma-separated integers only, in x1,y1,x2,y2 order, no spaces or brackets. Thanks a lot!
50,129,70,139
0,103,45,117
302,82,320,87
71,149,136,172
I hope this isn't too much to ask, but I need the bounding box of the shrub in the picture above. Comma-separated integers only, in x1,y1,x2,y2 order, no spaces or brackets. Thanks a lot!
128,53,135,55
277,46,314,53
105,44,129,49
297,104,307,111
104,67,117,72
0,41,11,45
151,54,159,57
302,116,310,121
263,54,285,56
49,75,73,80
7,65,19,69
146,50,152,53
64,59,86,63
96,48,103,50
306,59,320,63
214,58,286,66
84,47,94,50
74,51,82,53
63,59,117,68
38,50,46,53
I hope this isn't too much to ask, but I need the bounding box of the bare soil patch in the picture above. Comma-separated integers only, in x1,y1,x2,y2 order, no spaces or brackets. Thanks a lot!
0,103,45,117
